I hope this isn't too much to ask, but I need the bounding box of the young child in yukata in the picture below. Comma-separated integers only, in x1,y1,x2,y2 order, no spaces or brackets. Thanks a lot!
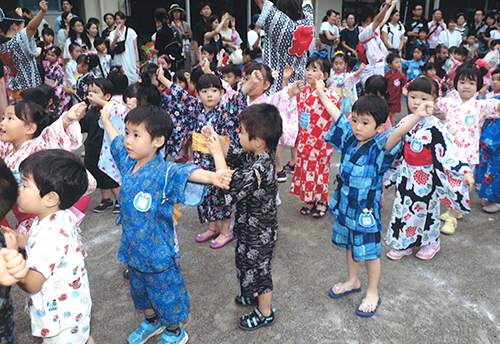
44,46,72,115
291,55,341,218
15,150,94,344
204,103,282,330
0,159,28,344
476,66,500,213
384,77,472,261
323,90,434,317
436,63,500,234
63,43,83,99
74,54,99,102
157,67,257,249
385,53,407,126
100,104,233,344
402,45,425,81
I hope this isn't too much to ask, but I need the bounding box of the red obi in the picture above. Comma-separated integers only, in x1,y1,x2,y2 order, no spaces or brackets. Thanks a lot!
404,141,433,166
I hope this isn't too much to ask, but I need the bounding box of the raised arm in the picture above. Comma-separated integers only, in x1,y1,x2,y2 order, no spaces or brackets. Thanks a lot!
205,13,229,42
373,0,397,32
26,1,48,40
254,0,265,10
157,67,173,89
315,79,341,122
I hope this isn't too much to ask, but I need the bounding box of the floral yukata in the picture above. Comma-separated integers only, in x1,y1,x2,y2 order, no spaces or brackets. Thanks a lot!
327,72,358,118
290,86,341,203
165,83,246,223
225,145,278,298
44,62,71,115
384,116,471,250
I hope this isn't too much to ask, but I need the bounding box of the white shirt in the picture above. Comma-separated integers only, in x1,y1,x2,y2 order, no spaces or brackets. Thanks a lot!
247,29,265,50
438,30,462,48
320,21,339,46
108,26,139,85
381,22,405,49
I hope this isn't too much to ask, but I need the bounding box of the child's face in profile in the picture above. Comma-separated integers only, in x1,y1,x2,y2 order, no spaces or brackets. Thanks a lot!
201,51,214,63
305,61,328,86
350,112,384,145
125,97,138,112
124,122,163,163
389,57,402,71
407,90,435,114
456,76,478,101
223,72,239,87
198,87,223,110
76,62,87,74
413,49,423,61
491,74,500,92
0,105,32,144
88,84,110,107
238,122,253,151
17,174,45,216
70,46,82,61
46,50,59,64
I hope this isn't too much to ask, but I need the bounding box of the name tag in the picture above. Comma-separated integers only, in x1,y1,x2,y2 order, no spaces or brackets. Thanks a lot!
359,208,375,228
134,192,152,212
410,140,423,153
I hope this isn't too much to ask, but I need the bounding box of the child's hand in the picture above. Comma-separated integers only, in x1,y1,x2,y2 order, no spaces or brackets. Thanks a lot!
61,85,73,94
184,72,191,83
250,70,263,85
314,79,326,93
463,172,474,191
156,67,165,79
206,133,223,154
200,58,210,73
402,86,408,96
283,66,294,80
1,227,18,251
213,169,234,189
359,63,367,71
100,108,112,123
201,125,217,140
39,1,48,13
65,102,87,122
290,80,305,96
87,93,107,107
15,7,23,16
415,101,434,117
3,249,28,280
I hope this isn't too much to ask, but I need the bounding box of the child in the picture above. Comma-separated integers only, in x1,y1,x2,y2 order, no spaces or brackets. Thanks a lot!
203,104,282,330
384,77,472,260
0,2,48,99
44,46,72,115
464,34,479,61
324,91,432,317
484,40,500,68
107,69,129,105
242,46,263,63
75,54,99,102
411,27,429,56
158,67,255,249
81,79,121,213
476,66,500,213
0,159,28,344
403,45,425,81
436,63,500,234
421,62,440,82
16,150,94,344
63,43,82,97
200,44,218,71
291,56,341,218
220,63,242,90
99,104,233,344
385,53,407,126
447,46,468,81
327,52,365,118
36,26,55,77
94,37,112,78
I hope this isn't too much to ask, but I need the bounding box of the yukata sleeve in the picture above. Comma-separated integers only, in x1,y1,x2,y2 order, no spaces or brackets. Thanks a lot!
267,86,299,147
18,29,38,58
35,116,82,151
256,1,282,35
162,162,206,207
479,99,500,119
110,135,129,173
222,89,247,143
223,152,260,207
375,127,403,173
226,144,247,170
66,64,76,88
324,108,354,152
434,98,449,116
26,226,66,279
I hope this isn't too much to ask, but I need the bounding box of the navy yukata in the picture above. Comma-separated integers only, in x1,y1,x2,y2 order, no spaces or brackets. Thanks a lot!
111,135,206,327
325,115,401,261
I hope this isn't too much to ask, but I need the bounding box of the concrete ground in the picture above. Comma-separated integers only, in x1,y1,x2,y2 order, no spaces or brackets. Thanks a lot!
10,109,500,344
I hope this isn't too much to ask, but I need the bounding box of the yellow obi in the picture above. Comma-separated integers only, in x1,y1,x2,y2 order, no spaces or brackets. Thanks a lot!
192,132,230,154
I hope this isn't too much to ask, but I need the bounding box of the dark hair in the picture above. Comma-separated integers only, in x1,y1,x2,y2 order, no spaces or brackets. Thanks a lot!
125,106,173,150
123,74,161,106
352,94,389,127
468,33,477,38
205,15,219,33
475,9,485,16
412,3,424,10
76,54,99,71
190,66,204,87
94,37,106,49
431,8,442,16
103,13,114,21
41,27,55,37
243,46,262,60
491,66,500,77
198,2,213,12
68,42,81,54
201,43,217,56
276,0,303,22
413,45,426,56
139,63,160,81
448,46,457,55
386,53,402,65
454,63,483,92
107,70,128,95
154,8,169,27
454,46,468,58
13,100,55,137
61,0,73,5
364,75,389,101
322,9,336,22
0,12,24,34
115,11,126,20
48,46,62,57
242,62,274,85
61,11,72,30
359,4,377,23
21,85,57,110
456,13,466,22
306,56,331,77
87,17,100,27
407,76,439,98
19,150,88,210
174,69,188,86
491,40,500,48
421,62,437,72
332,52,349,64
418,26,429,34
0,158,18,220
239,104,283,150
69,17,91,50
88,78,114,97
196,73,223,92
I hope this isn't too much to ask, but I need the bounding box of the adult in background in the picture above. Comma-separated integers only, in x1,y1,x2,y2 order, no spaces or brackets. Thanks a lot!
101,13,116,38
86,19,100,54
192,2,213,64
404,3,427,60
340,13,358,58
56,11,73,47
319,10,340,61
54,0,77,33
219,14,243,53
254,0,314,94
456,13,469,42
169,4,193,71
248,14,265,50
381,9,405,55
468,9,487,56
427,9,446,56
108,11,139,84
154,8,184,71
63,17,90,59
438,18,462,49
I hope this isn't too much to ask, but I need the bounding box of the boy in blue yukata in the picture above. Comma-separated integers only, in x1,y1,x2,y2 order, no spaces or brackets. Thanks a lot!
100,105,234,344
315,78,434,317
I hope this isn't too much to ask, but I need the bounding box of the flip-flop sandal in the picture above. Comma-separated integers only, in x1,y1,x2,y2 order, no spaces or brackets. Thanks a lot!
300,202,315,215
355,297,382,317
328,283,362,299
312,201,327,218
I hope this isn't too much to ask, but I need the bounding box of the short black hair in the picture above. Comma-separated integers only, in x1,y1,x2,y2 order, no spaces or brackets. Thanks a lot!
199,2,212,11
407,76,439,99
421,62,437,72
94,36,106,49
13,100,55,137
220,64,242,78
196,73,223,92
413,45,427,55
174,69,188,86
364,75,389,101
490,39,500,49
103,13,114,21
107,70,128,95
88,78,114,96
306,56,331,77
491,66,500,77
21,84,57,110
19,150,88,210
418,26,429,34
48,46,62,57
243,46,262,60
352,95,389,127
42,26,55,37
201,44,217,56
0,158,18,220
242,61,274,85
386,53,402,65
190,66,204,86
125,106,173,150
68,42,81,53
123,74,161,106
454,46,468,58
454,63,483,92
239,104,283,150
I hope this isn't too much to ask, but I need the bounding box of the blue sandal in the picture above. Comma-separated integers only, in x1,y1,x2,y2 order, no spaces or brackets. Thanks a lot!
355,297,382,317
238,308,276,331
328,283,362,299
234,294,259,307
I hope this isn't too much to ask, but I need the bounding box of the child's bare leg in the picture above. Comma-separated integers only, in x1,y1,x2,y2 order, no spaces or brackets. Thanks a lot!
276,146,283,172
357,258,381,313
257,291,273,316
86,336,95,344
101,189,111,199
111,187,121,199
212,218,232,243
289,147,298,165
389,112,396,127
198,220,220,238
449,209,458,218
331,249,361,295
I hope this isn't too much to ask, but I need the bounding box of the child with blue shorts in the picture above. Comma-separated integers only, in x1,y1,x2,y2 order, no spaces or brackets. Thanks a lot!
100,105,233,344
317,80,434,317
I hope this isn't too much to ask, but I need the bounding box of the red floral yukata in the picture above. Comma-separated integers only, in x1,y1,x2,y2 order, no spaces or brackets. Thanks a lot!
290,86,340,203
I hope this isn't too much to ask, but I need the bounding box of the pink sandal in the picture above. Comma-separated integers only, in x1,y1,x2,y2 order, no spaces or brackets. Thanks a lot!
209,232,234,249
196,227,220,242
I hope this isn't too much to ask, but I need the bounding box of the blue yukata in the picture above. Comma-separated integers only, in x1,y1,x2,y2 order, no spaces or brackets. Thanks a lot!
325,115,401,261
111,135,206,326
402,59,425,80
165,83,247,223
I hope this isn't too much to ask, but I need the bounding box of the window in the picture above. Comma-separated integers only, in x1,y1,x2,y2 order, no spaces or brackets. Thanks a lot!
18,0,60,13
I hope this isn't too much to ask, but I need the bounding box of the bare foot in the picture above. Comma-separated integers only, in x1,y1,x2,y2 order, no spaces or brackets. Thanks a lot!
211,232,232,244
357,292,380,314
331,281,361,296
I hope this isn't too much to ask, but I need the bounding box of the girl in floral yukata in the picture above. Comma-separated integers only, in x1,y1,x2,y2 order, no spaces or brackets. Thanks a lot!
44,46,71,115
435,63,500,235
157,67,259,249
384,77,473,261
290,55,341,218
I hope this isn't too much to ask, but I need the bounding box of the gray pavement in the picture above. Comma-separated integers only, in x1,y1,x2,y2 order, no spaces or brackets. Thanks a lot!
10,110,500,344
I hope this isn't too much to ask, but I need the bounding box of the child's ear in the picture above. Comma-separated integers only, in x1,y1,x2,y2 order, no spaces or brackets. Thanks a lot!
43,191,61,208
323,72,330,81
25,123,37,136
263,80,271,91
376,123,386,134
220,88,226,95
153,135,165,148
105,93,112,101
